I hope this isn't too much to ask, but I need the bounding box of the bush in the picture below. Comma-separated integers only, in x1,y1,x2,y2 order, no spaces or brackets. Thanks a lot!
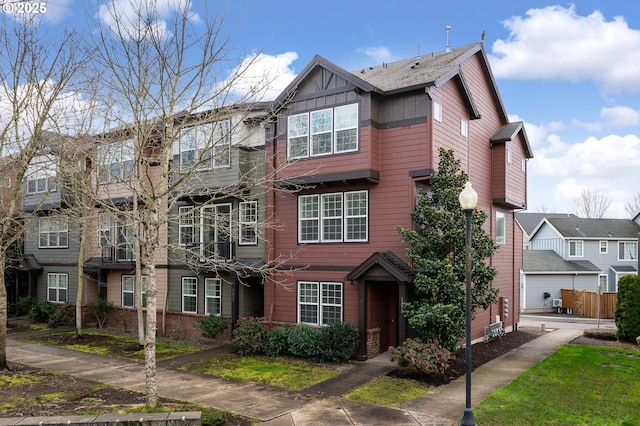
29,300,56,323
16,296,38,316
264,323,295,357
614,275,640,343
87,299,115,328
389,338,451,375
231,317,268,355
200,408,225,426
287,324,324,361
583,328,617,341
48,304,76,328
318,321,358,362
198,314,230,340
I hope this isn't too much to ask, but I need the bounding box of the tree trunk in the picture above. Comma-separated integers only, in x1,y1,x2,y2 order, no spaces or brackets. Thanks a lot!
144,263,158,408
0,251,8,370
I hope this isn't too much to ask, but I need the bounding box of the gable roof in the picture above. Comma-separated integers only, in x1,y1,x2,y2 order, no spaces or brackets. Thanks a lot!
523,250,600,274
345,250,415,282
515,212,576,236
539,217,640,239
490,121,534,159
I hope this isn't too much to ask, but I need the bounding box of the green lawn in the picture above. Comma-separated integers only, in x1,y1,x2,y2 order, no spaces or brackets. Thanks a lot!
475,345,640,426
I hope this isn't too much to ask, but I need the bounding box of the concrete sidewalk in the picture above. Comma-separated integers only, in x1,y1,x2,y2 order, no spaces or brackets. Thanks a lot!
6,328,582,426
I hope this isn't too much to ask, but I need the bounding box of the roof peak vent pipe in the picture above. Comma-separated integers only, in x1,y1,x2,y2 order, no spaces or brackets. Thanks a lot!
445,26,451,52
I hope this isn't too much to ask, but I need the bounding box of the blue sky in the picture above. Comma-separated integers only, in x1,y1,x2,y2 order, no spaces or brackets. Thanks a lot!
5,0,640,218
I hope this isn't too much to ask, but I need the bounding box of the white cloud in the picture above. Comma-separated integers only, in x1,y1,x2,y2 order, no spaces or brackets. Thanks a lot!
356,46,397,63
488,5,640,93
97,0,198,41
600,106,640,128
225,52,298,102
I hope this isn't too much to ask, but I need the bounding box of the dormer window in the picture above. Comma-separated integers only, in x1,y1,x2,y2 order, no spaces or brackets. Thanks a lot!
288,103,358,159
26,156,57,194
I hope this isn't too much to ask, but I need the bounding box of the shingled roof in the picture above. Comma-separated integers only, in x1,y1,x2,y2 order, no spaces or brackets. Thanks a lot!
544,217,640,239
515,212,576,236
523,250,600,273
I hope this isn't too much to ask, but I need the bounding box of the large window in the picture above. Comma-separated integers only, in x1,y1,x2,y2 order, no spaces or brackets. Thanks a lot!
98,213,135,261
297,281,343,325
39,217,68,248
179,204,232,260
178,206,195,245
287,103,358,159
97,139,135,183
298,190,368,243
239,201,258,245
26,158,56,194
179,121,230,170
47,273,68,303
618,241,638,261
182,277,198,313
569,240,584,257
205,278,222,315
122,275,147,308
495,212,505,245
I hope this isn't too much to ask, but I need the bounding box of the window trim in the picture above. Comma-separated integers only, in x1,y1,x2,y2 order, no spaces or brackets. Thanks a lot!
26,158,57,194
182,277,198,313
433,102,442,122
569,240,584,257
599,241,608,254
179,120,231,170
97,139,135,184
205,277,222,316
122,275,147,309
287,103,358,159
298,190,368,243
239,201,258,245
460,118,468,138
297,281,343,326
496,212,506,245
39,216,69,249
618,241,638,261
47,273,68,303
179,206,195,246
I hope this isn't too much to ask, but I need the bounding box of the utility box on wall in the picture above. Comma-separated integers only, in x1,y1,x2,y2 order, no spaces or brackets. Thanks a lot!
498,296,509,322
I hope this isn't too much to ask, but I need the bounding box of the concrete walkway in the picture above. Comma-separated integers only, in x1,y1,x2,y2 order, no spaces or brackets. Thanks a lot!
6,328,582,426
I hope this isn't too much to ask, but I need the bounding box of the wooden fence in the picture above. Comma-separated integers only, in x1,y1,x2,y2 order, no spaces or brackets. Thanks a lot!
561,289,617,319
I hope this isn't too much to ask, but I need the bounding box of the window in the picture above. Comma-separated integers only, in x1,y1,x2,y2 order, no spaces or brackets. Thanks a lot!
98,214,135,261
48,273,68,303
39,217,68,248
239,201,258,245
98,213,111,247
122,275,147,308
182,277,198,313
298,190,368,243
205,278,222,315
98,139,135,183
460,119,468,138
521,159,526,172
287,103,358,159
507,150,512,164
26,159,56,194
433,102,442,122
179,121,230,170
599,241,608,254
599,275,608,292
297,281,343,325
179,206,195,245
496,212,505,245
618,241,638,261
569,241,584,257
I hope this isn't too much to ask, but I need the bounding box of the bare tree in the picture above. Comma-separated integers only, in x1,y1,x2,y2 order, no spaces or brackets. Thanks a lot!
83,1,297,407
571,189,612,218
624,192,640,218
0,16,82,370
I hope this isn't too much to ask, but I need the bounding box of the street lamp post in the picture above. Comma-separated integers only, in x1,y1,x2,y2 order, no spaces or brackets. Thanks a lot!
459,181,478,426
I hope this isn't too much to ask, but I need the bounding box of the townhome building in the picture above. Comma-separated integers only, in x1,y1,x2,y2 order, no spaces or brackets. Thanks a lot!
265,42,532,359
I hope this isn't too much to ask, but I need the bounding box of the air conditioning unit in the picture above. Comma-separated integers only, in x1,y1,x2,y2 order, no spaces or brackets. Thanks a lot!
552,299,562,308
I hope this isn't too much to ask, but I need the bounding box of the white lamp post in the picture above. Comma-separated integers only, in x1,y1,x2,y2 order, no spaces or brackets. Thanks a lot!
459,181,478,426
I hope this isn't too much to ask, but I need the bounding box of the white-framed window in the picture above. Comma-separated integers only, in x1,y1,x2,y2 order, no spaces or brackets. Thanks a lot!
239,201,258,245
98,214,135,261
297,281,343,325
298,190,368,243
98,139,135,184
507,150,512,164
47,273,68,303
98,213,111,248
569,240,584,257
460,119,468,138
182,277,198,313
433,102,442,122
599,274,608,292
39,217,68,248
179,120,230,170
599,241,608,254
521,159,526,173
618,241,638,261
205,278,222,315
178,206,195,246
122,275,147,308
287,103,358,159
496,212,505,245
26,158,57,194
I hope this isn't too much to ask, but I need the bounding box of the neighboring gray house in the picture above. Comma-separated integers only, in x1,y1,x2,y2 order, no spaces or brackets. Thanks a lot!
515,212,576,250
520,216,640,312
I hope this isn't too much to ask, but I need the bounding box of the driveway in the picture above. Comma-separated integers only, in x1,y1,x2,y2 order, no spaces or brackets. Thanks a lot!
520,312,616,331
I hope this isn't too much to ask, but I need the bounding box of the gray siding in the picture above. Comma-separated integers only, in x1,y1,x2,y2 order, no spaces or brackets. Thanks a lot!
522,273,599,310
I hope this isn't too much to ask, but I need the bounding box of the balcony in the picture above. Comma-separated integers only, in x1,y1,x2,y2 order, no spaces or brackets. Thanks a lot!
187,240,235,263
101,244,136,263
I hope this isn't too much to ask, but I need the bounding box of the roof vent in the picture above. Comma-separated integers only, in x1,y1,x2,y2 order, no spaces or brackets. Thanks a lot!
445,26,451,52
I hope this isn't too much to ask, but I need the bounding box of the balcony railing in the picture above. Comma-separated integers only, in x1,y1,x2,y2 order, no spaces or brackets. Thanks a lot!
101,245,136,263
187,240,235,263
